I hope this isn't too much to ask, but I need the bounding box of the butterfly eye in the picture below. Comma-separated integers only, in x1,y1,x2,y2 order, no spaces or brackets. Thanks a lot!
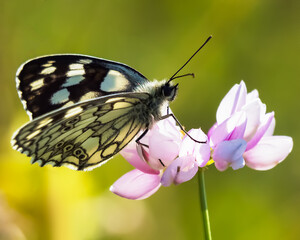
162,83,178,101
162,83,173,97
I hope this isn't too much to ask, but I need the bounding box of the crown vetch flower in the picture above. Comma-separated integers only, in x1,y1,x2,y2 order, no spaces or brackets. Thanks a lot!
110,117,210,199
208,81,293,171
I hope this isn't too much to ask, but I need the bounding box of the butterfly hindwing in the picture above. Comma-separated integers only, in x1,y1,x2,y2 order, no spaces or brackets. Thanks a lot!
12,93,150,171
16,54,148,119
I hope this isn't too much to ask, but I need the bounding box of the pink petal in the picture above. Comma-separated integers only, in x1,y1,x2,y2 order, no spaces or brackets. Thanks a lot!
216,81,247,124
213,139,247,171
264,117,275,137
244,136,293,171
209,111,247,148
147,120,182,169
155,113,180,136
246,89,259,103
138,144,168,171
207,122,217,139
161,156,198,186
228,113,247,140
149,133,181,167
242,98,266,141
179,129,211,167
110,169,161,200
246,112,274,151
121,140,159,174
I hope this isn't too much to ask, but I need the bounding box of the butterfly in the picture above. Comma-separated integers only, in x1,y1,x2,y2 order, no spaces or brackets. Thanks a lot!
11,37,211,171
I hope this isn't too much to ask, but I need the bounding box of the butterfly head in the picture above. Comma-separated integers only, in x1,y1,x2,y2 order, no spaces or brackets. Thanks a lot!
161,81,178,102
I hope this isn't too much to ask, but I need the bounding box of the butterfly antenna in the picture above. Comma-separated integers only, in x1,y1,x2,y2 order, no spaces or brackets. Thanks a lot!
170,73,194,80
168,36,212,83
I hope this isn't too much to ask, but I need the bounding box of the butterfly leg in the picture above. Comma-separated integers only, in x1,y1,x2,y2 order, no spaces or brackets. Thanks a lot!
160,113,207,144
135,128,149,148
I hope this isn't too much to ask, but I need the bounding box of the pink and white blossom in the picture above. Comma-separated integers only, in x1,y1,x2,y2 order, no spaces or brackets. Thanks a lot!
111,80,293,199
110,118,210,199
208,81,293,171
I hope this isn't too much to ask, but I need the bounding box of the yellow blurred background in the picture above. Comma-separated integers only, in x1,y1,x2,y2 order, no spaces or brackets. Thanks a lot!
0,0,299,239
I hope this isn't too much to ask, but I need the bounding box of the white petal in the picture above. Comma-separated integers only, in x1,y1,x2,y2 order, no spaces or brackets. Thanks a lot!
244,136,293,170
216,81,247,124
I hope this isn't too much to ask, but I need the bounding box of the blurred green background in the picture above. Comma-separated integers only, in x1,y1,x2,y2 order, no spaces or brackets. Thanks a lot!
0,0,299,239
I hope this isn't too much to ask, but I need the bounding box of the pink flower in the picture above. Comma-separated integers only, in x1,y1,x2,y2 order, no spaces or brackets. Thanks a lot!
208,81,293,171
161,129,210,187
110,80,293,199
110,118,210,199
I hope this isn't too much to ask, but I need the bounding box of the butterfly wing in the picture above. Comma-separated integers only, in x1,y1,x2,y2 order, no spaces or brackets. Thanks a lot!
16,54,148,119
11,92,150,171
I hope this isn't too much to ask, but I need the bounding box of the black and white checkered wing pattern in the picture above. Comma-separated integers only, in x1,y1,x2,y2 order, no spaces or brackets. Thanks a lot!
16,54,148,119
11,93,150,171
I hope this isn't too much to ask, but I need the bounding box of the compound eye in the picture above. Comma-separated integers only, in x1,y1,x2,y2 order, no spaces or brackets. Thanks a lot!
162,83,173,97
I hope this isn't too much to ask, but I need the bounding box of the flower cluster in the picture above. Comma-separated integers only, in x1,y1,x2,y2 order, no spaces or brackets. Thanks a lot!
110,81,293,199
110,117,210,200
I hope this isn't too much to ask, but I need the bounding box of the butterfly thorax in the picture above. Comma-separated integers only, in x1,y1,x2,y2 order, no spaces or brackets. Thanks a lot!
133,80,178,127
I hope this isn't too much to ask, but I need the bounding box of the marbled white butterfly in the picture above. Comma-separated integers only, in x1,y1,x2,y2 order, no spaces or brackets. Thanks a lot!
11,37,211,171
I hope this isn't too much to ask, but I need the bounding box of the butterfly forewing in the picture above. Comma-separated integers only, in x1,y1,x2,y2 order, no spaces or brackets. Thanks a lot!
16,54,148,119
12,93,150,171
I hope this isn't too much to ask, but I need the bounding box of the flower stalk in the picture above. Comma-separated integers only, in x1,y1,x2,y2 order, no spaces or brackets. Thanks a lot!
198,168,212,240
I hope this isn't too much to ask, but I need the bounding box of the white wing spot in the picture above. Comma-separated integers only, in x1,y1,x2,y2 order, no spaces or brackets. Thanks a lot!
101,70,129,92
63,101,75,108
62,75,85,87
42,61,55,67
64,106,83,118
41,66,56,75
30,78,44,91
51,88,70,104
26,129,41,140
37,117,53,128
78,59,92,64
69,63,84,70
66,69,85,77
79,91,99,101
105,97,124,103
66,64,85,77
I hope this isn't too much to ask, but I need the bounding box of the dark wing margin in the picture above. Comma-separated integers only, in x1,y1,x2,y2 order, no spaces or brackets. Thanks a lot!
11,92,150,171
16,54,149,119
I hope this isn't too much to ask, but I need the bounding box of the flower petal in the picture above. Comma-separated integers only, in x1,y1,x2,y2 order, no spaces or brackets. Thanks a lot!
149,133,181,167
147,119,182,169
246,89,259,103
244,136,293,170
216,80,247,124
264,117,275,137
209,111,247,147
179,129,211,167
213,139,247,171
246,112,274,151
110,169,161,200
207,122,217,139
121,140,159,174
242,98,266,141
161,156,198,186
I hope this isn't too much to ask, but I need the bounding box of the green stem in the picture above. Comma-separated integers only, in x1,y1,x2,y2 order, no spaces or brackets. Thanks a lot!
198,169,212,240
